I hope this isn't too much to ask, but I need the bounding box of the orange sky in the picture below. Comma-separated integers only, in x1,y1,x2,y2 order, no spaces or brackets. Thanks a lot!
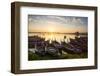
28,15,88,33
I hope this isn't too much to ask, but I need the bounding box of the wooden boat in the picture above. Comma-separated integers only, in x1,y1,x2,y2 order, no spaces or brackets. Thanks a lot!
70,37,88,52
35,46,46,56
61,41,82,54
46,46,59,56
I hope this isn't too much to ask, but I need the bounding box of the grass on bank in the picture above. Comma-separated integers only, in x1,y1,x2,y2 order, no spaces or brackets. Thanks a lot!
28,50,88,61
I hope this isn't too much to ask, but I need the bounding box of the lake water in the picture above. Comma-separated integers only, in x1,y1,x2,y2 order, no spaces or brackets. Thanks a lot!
29,33,87,43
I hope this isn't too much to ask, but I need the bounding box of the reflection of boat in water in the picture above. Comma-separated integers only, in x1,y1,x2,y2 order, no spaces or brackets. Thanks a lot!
28,35,88,56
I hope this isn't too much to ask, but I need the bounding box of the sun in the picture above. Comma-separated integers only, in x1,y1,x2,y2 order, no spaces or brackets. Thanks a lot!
49,27,55,33
46,22,57,33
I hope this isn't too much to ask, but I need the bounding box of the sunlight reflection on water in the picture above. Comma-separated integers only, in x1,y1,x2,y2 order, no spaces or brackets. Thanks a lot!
29,33,87,43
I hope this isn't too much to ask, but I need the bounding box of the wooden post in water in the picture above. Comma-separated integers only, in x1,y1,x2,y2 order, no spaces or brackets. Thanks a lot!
64,35,66,42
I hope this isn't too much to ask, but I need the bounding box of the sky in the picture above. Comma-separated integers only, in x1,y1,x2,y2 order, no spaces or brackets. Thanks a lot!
28,15,88,33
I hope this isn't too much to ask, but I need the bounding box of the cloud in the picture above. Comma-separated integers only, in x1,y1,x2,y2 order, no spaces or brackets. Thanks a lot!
28,15,88,33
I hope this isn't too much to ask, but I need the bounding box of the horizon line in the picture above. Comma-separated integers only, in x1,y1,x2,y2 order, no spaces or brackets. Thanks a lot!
28,32,88,34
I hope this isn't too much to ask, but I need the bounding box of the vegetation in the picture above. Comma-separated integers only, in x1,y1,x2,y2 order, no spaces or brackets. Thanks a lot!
28,50,88,61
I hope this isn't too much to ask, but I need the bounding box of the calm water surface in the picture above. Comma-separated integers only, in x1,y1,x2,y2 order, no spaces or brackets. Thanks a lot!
29,33,87,43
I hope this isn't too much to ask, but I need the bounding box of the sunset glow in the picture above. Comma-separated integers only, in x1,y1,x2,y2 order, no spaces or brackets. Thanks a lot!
49,27,55,32
28,15,88,33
